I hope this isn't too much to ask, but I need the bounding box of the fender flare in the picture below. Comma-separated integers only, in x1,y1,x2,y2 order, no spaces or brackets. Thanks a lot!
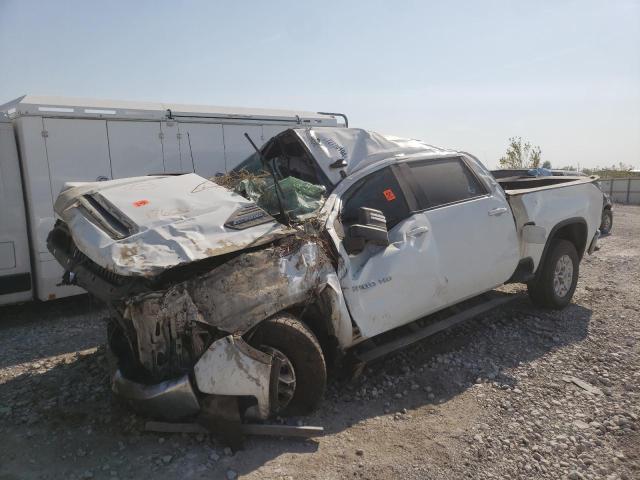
534,217,587,278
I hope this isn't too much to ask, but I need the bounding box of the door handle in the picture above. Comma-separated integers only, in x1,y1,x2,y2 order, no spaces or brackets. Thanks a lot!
407,226,429,237
488,207,508,216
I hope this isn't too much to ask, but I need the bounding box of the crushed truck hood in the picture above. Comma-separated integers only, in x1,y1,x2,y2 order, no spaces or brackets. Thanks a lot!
54,174,291,276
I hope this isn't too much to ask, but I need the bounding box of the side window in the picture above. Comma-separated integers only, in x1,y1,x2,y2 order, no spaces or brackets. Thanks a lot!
341,167,410,229
408,158,487,209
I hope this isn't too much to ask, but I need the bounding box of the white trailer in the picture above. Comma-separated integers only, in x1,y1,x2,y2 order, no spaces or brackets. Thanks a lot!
0,95,344,305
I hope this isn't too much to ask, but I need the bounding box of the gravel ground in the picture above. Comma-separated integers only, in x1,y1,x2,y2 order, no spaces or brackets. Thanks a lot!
1,205,638,480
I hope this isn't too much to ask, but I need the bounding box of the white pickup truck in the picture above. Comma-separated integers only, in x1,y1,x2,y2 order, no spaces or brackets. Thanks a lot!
47,127,603,421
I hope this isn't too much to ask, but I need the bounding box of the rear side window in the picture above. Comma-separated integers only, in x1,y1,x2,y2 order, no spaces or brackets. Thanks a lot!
408,158,487,209
342,167,410,229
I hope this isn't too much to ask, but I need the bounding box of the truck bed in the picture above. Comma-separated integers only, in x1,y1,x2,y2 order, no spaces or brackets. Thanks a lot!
496,175,598,195
502,174,602,272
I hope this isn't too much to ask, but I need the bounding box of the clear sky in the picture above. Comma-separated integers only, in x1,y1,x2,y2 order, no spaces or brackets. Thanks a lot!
1,0,639,169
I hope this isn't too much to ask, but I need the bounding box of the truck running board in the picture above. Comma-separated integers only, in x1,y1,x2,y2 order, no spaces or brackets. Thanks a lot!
356,292,524,364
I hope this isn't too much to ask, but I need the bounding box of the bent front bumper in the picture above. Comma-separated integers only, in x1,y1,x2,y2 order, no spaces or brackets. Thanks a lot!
112,335,274,420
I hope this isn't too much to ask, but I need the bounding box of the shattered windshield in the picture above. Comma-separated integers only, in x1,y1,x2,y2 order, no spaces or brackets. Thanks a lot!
217,132,331,222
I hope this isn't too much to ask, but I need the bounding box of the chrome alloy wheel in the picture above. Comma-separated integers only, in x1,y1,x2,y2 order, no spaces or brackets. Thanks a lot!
553,254,574,298
262,346,296,412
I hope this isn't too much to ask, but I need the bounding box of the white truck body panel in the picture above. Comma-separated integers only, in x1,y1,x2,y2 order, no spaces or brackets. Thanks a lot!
107,121,165,178
44,118,113,197
221,124,264,171
0,95,340,304
0,120,32,304
177,123,226,177
507,182,603,270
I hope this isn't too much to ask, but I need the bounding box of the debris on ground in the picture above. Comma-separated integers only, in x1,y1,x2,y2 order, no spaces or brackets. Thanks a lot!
562,375,605,395
145,421,324,439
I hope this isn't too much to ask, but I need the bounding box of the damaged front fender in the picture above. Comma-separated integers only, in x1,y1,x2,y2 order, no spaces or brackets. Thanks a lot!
194,335,273,419
111,335,275,420
120,240,339,380
108,238,353,420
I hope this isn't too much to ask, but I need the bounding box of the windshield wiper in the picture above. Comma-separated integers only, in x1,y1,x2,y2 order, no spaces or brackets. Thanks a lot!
243,133,289,226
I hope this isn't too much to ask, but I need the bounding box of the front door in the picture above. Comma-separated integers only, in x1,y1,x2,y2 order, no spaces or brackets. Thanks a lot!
337,166,447,338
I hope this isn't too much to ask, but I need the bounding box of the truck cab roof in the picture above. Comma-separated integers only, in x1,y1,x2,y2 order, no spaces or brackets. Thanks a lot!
259,127,459,187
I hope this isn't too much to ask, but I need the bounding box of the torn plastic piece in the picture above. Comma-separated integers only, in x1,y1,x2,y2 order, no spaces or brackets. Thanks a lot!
194,335,273,419
111,370,200,420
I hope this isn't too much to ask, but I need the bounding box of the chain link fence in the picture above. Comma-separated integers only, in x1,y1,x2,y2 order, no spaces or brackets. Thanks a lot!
599,178,640,205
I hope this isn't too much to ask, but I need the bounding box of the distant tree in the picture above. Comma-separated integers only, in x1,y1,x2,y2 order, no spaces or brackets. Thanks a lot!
542,160,552,169
583,162,636,178
498,137,543,169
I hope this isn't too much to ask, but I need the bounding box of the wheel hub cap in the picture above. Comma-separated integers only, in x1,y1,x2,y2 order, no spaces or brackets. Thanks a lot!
261,347,296,412
553,254,574,298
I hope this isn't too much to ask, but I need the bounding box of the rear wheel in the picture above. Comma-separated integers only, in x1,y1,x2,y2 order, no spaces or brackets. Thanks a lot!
527,239,579,309
600,209,612,234
249,313,326,416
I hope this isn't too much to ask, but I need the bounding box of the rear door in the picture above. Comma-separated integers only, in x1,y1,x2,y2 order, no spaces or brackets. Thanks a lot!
0,121,33,304
404,157,519,304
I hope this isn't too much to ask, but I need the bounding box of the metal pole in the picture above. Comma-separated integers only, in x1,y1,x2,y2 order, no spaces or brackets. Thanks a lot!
627,178,631,204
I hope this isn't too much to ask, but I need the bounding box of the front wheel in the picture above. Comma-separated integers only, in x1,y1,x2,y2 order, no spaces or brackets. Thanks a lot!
248,313,326,416
527,239,579,309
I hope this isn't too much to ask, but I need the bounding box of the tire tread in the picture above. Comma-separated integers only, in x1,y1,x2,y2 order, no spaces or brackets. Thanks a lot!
527,239,579,309
251,313,326,416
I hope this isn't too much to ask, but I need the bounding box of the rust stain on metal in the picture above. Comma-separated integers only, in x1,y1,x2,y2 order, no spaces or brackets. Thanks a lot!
119,244,140,264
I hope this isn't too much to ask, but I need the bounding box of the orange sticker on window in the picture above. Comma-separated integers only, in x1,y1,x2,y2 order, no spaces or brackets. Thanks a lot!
133,199,150,207
383,189,396,201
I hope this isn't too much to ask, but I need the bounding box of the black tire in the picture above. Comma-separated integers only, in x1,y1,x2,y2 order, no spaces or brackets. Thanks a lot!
249,313,326,416
600,209,613,234
527,239,579,309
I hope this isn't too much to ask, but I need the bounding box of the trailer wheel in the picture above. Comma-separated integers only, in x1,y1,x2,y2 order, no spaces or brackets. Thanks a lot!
600,209,613,235
249,313,326,416
527,239,579,309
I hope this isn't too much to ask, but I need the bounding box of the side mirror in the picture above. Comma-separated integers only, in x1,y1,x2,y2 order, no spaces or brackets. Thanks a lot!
343,207,389,254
